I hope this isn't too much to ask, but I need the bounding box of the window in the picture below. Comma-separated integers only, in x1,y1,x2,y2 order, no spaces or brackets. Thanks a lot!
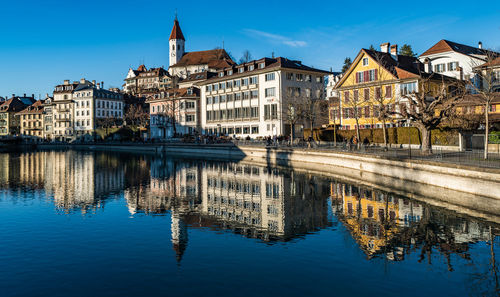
375,87,381,99
235,93,241,101
243,91,250,100
234,79,241,87
226,81,232,88
356,69,377,83
259,63,265,69
243,126,250,134
206,97,212,105
186,115,195,122
286,73,294,80
206,85,212,92
242,78,249,86
316,76,323,83
227,94,233,102
220,95,226,102
385,86,392,98
248,65,255,71
296,73,303,81
251,126,259,134
250,76,258,85
220,82,225,90
265,73,275,81
364,106,370,117
264,105,270,120
434,63,446,73
238,67,244,73
265,87,276,97
401,82,417,95
344,91,350,102
362,58,369,66
353,90,359,102
214,96,219,104
364,89,370,101
250,90,258,99
271,104,278,119
447,62,459,71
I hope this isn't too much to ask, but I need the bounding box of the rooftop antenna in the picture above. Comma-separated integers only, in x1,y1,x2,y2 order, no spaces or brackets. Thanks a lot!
272,51,275,58
222,40,225,50
175,9,178,21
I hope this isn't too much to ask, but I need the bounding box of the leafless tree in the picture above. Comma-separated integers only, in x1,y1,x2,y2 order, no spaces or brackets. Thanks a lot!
396,76,466,155
125,104,149,128
239,50,252,64
468,51,499,159
302,86,328,141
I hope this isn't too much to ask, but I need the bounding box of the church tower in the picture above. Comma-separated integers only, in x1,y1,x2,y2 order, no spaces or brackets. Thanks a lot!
169,15,185,67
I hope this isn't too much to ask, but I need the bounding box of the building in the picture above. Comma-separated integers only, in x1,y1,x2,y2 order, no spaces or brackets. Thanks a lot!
474,55,500,93
123,65,171,96
199,57,329,138
331,43,453,130
72,83,124,140
148,87,200,139
167,16,235,78
50,79,124,142
51,80,81,141
17,100,45,140
0,95,36,136
419,40,498,82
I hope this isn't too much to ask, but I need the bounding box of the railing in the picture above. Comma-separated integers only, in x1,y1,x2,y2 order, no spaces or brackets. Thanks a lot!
231,139,500,169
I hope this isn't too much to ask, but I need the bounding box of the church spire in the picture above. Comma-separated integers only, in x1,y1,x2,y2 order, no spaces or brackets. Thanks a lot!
169,15,185,41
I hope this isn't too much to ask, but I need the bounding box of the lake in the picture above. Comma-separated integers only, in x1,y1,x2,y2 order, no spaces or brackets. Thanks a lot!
0,150,498,297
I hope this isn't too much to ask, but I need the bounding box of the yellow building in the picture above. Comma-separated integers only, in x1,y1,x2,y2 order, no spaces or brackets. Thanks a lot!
331,43,450,130
17,100,45,140
0,96,35,136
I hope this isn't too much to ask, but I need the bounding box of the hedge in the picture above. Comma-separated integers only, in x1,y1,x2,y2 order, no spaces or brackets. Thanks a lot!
305,127,459,146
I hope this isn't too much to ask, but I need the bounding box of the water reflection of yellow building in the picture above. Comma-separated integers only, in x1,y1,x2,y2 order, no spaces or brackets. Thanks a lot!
331,182,424,259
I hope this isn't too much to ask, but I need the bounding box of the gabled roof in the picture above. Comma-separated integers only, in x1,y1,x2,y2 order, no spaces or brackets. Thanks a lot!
480,56,500,67
170,49,235,68
17,100,45,115
0,97,32,112
336,48,456,88
169,18,185,41
182,71,218,82
420,39,498,58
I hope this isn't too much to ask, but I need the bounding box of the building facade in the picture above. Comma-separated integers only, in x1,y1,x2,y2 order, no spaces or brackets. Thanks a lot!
123,65,171,95
0,95,36,136
148,87,200,139
17,100,45,140
199,57,329,138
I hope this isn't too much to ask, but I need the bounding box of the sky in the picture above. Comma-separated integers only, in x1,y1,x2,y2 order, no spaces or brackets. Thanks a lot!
0,0,499,98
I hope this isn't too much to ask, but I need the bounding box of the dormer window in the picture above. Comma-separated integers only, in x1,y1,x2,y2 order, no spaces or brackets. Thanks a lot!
219,72,224,77
238,67,244,73
227,70,233,75
248,65,255,71
259,63,265,69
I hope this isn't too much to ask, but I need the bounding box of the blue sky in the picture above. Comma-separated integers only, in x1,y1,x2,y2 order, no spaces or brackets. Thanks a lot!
1,0,499,98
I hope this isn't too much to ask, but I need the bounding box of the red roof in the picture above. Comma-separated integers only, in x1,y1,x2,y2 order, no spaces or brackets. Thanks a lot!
420,39,497,57
169,19,185,41
171,49,235,68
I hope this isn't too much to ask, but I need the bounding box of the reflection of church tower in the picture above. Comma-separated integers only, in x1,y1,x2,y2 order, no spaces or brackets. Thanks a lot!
171,210,188,263
169,15,185,67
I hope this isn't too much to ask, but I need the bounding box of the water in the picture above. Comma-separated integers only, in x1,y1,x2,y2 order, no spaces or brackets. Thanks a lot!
0,150,499,297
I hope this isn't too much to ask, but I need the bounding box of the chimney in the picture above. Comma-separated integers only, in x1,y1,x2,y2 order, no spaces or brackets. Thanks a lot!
31,94,34,98
424,58,432,73
92,80,96,86
478,41,483,49
390,44,398,60
80,78,86,84
45,93,49,98
97,83,100,89
380,42,390,53
101,81,104,89
24,93,26,97
64,80,69,85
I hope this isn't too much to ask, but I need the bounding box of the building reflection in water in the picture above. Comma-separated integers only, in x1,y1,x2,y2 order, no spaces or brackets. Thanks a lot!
0,150,498,289
0,151,125,214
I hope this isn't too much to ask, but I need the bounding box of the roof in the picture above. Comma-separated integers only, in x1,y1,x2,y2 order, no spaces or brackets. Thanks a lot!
200,57,330,85
480,56,500,67
0,97,33,112
182,71,218,82
336,48,456,88
420,39,498,58
146,87,200,103
169,18,185,41
170,49,235,68
17,100,45,115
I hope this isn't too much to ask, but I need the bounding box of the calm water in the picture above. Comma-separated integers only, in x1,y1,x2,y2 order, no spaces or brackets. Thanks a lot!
0,150,499,297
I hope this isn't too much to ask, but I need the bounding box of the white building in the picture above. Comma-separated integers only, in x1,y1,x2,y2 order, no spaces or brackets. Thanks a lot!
198,57,329,138
73,83,124,139
419,40,497,81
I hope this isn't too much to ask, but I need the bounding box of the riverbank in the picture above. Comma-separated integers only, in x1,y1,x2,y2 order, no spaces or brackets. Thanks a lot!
32,143,500,202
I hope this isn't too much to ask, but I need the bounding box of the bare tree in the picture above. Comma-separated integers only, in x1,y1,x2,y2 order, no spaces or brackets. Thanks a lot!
284,101,304,144
125,104,149,128
396,76,466,154
302,85,328,141
239,50,252,64
341,85,363,149
468,51,499,159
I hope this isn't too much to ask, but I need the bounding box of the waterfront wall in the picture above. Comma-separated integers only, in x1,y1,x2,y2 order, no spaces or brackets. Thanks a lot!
158,144,500,201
